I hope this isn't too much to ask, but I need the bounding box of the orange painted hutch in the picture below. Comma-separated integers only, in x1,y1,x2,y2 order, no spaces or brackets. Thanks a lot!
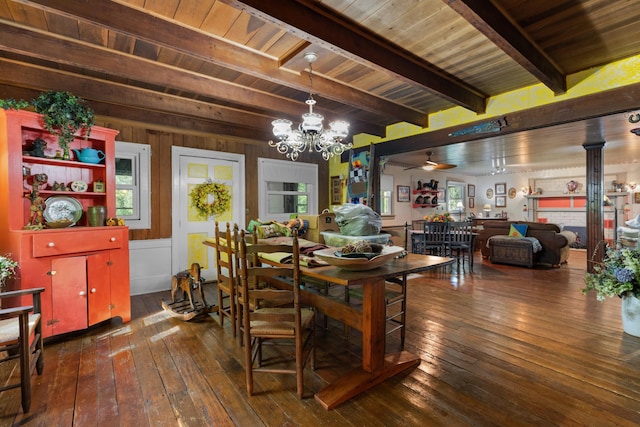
0,109,130,338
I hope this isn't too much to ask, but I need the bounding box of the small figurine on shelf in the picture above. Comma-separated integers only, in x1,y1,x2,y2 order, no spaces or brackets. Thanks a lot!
25,189,45,229
417,180,422,191
24,138,47,158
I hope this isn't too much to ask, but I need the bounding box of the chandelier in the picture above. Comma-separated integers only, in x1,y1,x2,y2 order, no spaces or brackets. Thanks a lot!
269,52,352,161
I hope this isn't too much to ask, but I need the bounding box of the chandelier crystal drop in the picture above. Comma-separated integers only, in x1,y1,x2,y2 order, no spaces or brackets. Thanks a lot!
268,52,352,161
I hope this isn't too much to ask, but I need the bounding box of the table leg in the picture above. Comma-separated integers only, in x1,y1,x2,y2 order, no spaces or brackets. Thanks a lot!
314,277,420,409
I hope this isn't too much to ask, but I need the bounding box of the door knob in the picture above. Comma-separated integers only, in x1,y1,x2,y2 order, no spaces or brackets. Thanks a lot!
79,291,86,296
91,288,97,293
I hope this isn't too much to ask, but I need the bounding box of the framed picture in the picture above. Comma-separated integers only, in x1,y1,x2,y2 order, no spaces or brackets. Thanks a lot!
397,185,411,202
331,176,342,205
468,184,475,198
508,187,517,199
495,195,507,208
635,192,640,204
468,197,475,209
495,182,506,195
486,188,494,199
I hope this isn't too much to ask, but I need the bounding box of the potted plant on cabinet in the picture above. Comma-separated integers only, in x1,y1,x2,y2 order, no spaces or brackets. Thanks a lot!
30,91,95,160
583,245,640,337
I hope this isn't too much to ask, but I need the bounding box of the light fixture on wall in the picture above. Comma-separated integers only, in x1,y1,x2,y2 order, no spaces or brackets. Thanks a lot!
268,52,352,161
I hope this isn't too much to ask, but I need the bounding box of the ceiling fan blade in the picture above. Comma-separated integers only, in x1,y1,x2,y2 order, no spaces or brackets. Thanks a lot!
433,163,456,170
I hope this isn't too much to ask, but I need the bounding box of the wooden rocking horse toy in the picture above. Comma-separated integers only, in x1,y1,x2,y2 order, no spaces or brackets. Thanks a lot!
170,262,206,310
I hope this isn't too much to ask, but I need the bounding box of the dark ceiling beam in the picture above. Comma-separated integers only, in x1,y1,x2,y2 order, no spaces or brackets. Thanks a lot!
372,82,640,158
0,84,272,141
221,0,487,114
0,59,275,140
19,0,425,127
446,0,566,95
0,20,382,136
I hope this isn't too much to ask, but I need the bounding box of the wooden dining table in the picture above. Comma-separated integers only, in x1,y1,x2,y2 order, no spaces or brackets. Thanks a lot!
291,253,454,409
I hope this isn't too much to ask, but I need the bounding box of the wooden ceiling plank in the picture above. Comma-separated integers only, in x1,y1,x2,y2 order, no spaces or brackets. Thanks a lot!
19,0,424,125
446,0,566,95
0,20,379,134
222,0,486,113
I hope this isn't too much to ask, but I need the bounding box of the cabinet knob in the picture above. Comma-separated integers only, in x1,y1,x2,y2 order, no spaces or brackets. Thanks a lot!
110,237,116,242
48,242,55,247
91,288,97,293
79,291,86,296
47,270,56,276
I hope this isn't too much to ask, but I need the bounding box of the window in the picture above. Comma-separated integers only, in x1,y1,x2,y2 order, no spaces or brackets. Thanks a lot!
266,182,309,215
447,181,465,220
258,158,317,223
380,174,394,215
115,141,150,229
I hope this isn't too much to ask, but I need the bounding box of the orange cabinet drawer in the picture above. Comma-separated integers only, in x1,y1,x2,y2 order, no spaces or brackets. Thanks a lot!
31,228,125,258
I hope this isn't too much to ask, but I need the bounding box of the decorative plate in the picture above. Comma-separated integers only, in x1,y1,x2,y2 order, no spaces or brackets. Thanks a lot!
486,188,494,199
508,187,517,199
313,246,405,271
70,180,88,192
44,196,83,225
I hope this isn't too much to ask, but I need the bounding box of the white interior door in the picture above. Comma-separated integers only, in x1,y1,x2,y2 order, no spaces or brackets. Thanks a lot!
171,147,245,280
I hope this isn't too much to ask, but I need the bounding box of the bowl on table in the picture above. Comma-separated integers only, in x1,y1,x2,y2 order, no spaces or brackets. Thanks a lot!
313,246,405,271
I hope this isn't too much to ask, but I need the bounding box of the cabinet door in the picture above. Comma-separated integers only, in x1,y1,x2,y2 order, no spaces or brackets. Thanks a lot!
51,256,88,335
87,252,111,326
108,247,131,323
16,258,54,337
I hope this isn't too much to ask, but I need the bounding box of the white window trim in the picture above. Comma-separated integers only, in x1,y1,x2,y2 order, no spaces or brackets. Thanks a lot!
115,141,151,229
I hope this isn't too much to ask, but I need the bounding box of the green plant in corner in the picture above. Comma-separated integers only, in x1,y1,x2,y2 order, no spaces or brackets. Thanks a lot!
30,91,95,159
583,245,640,301
0,254,18,288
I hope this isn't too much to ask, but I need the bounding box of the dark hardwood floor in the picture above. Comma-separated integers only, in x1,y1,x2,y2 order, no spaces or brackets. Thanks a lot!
2,250,640,426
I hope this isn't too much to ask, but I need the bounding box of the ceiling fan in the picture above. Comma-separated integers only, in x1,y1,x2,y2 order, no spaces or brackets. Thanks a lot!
404,151,457,171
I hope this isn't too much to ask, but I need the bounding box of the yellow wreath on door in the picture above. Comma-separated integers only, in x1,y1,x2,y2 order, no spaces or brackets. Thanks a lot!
190,180,231,218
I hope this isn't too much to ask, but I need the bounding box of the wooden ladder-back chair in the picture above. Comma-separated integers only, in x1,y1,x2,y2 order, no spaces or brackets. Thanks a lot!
0,287,45,413
345,273,408,350
214,221,238,337
449,221,474,271
237,229,315,398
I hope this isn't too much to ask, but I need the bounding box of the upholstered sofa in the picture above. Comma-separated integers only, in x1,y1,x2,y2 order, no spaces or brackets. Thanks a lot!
477,221,577,267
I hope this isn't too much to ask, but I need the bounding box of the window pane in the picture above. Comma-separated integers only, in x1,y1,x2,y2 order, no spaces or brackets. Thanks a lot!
267,182,300,191
267,194,307,214
115,158,133,185
116,189,134,216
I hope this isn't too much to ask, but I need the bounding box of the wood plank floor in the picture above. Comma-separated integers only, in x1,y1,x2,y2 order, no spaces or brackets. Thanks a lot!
2,250,640,426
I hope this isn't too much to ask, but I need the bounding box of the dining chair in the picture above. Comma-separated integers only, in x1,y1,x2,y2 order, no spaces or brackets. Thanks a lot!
0,287,45,413
449,221,474,271
214,221,238,337
423,221,451,256
237,229,315,398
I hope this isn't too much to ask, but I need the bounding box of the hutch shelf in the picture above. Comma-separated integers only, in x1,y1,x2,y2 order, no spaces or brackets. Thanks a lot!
0,109,130,338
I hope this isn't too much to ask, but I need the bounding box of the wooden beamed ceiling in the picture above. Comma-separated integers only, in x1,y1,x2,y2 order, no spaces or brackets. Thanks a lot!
0,0,638,165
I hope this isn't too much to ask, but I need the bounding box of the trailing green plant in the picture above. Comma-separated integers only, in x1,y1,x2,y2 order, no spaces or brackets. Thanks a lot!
30,91,95,153
0,98,29,110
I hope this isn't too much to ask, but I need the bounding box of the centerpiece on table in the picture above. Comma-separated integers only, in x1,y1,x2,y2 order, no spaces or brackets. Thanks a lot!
583,246,640,337
424,212,454,222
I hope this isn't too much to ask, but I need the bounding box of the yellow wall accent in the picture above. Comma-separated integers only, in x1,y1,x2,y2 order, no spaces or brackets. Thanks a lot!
188,163,208,178
214,165,233,181
329,54,640,183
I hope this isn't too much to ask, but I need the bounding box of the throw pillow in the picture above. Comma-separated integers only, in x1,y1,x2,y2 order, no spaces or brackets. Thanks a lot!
509,223,528,238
